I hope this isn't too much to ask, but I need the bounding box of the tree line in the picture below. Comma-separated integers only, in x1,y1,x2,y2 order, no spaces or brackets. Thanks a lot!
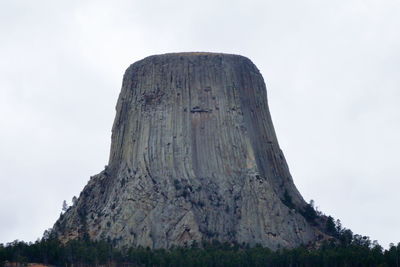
2,202,399,267
1,229,399,267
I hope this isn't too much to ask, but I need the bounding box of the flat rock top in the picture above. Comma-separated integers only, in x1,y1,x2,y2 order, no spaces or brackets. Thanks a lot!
145,51,248,58
128,52,255,69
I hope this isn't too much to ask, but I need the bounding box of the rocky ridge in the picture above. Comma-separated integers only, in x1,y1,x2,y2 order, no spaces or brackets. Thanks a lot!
54,52,326,249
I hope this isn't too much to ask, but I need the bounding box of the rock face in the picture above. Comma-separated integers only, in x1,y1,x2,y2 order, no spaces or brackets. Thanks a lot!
54,52,322,249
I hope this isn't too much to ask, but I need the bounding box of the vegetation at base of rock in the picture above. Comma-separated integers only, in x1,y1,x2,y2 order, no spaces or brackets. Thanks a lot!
1,228,399,267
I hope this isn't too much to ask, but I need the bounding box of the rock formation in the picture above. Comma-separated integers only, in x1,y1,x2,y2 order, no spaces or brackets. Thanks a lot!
54,52,325,249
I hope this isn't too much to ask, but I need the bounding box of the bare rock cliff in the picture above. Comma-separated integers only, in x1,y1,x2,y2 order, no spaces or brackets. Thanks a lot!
54,52,323,249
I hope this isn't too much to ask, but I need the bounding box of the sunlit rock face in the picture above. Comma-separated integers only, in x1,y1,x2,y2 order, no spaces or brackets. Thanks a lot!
54,53,320,249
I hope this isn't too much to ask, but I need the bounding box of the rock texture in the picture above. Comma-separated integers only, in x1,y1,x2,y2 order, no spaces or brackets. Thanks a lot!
54,52,323,249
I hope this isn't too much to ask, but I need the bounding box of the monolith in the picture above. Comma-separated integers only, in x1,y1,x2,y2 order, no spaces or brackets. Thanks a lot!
54,52,325,249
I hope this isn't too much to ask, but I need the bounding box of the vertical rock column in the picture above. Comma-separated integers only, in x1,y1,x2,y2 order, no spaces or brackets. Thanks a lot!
54,53,319,249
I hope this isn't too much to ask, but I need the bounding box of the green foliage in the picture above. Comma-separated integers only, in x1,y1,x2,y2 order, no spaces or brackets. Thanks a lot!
326,216,338,236
282,190,295,209
1,235,400,267
301,203,318,223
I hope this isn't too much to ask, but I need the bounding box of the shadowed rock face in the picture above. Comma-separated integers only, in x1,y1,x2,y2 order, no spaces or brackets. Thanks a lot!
54,53,320,249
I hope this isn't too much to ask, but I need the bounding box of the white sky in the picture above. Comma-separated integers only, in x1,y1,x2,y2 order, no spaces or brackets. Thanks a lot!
1,0,399,247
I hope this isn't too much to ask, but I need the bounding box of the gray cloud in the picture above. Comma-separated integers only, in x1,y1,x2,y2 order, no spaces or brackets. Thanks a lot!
0,0,399,247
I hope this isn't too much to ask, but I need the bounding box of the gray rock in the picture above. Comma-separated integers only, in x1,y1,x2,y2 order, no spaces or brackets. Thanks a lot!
53,52,324,249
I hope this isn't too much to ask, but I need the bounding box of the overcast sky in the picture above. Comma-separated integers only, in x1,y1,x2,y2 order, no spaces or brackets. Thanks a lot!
1,0,399,247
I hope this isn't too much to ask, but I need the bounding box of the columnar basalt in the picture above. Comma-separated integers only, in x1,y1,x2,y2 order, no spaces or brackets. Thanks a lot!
54,53,323,249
